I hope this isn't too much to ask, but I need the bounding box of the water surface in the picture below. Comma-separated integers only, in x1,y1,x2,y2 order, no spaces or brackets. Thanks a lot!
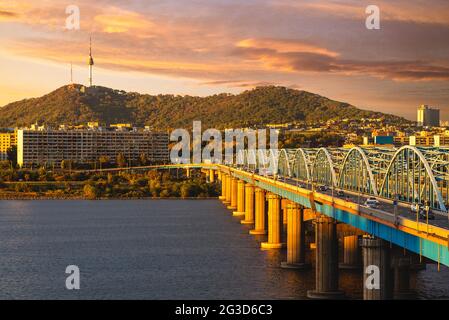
0,200,447,299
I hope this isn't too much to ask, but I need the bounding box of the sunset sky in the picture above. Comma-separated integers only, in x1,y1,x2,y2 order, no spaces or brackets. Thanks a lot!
1,0,449,120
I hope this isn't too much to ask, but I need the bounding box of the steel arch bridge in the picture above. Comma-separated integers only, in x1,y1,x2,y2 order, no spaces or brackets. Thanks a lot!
237,146,449,212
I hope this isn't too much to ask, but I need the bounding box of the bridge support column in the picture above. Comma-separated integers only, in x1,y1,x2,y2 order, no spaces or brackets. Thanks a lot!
233,180,246,216
227,177,238,210
261,194,284,249
209,169,215,183
281,199,288,225
225,175,232,205
393,257,414,299
186,167,191,178
224,175,232,205
250,188,267,235
219,173,226,200
307,215,344,299
340,235,361,269
361,237,393,300
281,203,310,269
241,184,255,224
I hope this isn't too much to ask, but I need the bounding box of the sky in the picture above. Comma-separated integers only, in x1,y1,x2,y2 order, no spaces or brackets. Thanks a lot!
1,0,449,121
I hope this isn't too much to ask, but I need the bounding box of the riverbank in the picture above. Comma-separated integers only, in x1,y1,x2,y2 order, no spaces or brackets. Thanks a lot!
0,168,220,199
0,191,219,200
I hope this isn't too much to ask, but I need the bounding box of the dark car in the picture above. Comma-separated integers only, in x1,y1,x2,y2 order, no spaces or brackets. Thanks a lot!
337,190,344,197
318,185,328,192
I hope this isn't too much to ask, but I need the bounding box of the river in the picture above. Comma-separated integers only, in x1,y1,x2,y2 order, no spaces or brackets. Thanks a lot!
0,200,447,299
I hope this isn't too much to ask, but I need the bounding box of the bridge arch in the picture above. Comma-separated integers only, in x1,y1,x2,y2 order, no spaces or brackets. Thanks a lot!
269,149,279,175
291,148,312,181
257,149,270,170
277,149,291,177
379,145,446,211
339,147,378,195
311,148,337,187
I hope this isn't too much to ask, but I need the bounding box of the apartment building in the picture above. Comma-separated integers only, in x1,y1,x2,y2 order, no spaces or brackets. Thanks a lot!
17,127,169,167
0,132,17,161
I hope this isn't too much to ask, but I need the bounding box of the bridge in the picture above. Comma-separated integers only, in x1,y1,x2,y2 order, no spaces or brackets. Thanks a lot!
79,146,449,299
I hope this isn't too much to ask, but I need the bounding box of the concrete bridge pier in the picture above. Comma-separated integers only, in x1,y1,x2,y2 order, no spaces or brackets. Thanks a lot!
307,215,344,299
224,175,232,205
227,177,238,210
361,237,393,300
281,199,288,225
218,173,226,201
340,235,362,270
186,167,191,178
281,203,310,269
233,180,246,216
209,169,215,183
261,194,285,249
250,188,267,235
393,256,414,299
241,184,255,224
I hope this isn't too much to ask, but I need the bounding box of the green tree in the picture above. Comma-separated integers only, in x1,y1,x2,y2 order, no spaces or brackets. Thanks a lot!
116,153,126,168
99,156,110,170
83,184,97,199
107,172,114,184
0,161,10,170
7,146,17,168
139,153,148,166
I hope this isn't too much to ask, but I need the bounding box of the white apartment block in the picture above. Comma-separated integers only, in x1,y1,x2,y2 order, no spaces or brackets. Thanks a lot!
17,128,169,167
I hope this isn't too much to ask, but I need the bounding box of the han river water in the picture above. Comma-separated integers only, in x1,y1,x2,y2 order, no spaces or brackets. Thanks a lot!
0,200,448,300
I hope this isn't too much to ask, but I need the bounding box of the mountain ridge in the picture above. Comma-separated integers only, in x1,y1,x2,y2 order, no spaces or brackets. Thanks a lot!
0,84,407,129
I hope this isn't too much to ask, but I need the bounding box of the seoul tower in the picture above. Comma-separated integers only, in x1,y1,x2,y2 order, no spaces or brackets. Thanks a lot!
88,36,94,87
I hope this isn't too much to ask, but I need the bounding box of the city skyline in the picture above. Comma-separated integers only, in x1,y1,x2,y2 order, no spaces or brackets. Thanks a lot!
1,0,449,121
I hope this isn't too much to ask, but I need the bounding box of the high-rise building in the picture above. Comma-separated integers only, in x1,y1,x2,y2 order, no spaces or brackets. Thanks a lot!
0,131,17,161
17,126,169,167
417,105,440,127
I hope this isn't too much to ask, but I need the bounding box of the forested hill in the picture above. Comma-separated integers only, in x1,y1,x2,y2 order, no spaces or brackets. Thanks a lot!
0,84,406,129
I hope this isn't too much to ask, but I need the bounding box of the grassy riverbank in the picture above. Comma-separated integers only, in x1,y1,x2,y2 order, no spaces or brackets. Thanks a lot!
0,168,219,200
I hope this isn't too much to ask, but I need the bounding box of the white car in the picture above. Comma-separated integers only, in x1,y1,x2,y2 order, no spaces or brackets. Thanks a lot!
364,197,380,209
410,203,422,213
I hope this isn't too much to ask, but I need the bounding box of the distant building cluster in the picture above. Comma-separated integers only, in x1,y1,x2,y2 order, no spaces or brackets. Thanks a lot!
0,104,446,167
417,104,440,127
14,123,169,167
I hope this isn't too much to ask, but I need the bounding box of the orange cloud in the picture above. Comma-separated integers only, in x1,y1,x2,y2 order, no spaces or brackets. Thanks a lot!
237,38,339,57
233,38,449,81
1,0,449,93
94,8,154,34
284,0,449,26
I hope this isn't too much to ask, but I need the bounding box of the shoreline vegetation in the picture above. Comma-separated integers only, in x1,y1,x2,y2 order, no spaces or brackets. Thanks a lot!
0,193,219,200
0,165,220,200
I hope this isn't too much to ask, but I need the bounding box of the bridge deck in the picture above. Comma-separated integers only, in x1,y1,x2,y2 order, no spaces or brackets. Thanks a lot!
217,165,449,267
